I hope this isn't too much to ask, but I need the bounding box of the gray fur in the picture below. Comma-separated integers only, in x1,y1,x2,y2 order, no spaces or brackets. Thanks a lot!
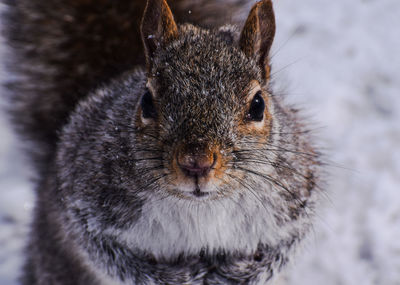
3,0,323,284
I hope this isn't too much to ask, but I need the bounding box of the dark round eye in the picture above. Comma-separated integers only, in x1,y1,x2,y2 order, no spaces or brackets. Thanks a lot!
141,89,157,119
246,91,265,122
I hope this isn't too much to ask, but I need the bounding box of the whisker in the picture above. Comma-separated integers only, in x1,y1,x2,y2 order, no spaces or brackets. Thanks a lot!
270,57,305,77
233,166,296,197
231,157,313,185
134,165,165,176
232,145,319,159
225,172,273,219
129,148,165,153
130,157,164,162
269,31,298,60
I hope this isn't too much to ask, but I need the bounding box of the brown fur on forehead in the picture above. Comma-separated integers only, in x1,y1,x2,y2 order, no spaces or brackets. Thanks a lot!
149,24,261,142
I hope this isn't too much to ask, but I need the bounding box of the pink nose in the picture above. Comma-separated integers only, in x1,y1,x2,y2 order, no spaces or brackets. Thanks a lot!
177,150,216,178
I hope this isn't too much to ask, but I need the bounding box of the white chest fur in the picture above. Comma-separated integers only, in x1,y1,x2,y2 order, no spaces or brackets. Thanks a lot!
112,186,292,260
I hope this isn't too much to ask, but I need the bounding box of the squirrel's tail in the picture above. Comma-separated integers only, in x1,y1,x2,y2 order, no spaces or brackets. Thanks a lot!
3,0,149,168
2,0,247,169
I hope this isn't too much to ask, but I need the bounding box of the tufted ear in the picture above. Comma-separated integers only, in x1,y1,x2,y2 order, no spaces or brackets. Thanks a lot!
141,0,178,71
239,0,276,80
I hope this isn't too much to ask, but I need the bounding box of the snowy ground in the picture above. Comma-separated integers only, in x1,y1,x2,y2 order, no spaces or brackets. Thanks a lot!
1,0,399,284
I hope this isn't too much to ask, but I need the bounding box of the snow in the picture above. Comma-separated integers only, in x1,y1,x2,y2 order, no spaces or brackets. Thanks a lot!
0,0,399,284
271,1,400,284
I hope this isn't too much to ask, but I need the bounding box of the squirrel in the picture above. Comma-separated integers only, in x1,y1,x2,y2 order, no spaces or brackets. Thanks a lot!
3,0,322,284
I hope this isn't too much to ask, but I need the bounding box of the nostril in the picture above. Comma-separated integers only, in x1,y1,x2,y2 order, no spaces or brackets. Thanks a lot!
177,153,217,178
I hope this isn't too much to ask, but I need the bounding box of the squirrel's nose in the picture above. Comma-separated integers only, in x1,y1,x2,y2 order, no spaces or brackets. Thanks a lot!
177,149,216,178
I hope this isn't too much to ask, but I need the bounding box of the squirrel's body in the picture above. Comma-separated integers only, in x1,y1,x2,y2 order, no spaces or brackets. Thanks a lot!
3,0,322,284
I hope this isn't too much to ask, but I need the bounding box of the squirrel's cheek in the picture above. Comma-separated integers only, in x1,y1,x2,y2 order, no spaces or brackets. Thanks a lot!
211,152,230,182
239,114,272,141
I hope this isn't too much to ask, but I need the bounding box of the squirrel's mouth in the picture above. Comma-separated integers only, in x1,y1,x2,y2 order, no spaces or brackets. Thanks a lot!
192,183,209,198
167,177,218,200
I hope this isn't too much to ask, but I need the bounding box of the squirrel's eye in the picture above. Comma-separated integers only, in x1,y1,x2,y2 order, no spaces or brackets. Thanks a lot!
141,89,157,119
246,91,265,122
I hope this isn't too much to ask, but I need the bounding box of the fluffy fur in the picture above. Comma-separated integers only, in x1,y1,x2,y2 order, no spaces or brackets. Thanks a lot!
3,0,322,284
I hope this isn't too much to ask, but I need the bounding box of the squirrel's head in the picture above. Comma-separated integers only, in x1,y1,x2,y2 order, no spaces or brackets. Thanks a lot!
134,0,278,200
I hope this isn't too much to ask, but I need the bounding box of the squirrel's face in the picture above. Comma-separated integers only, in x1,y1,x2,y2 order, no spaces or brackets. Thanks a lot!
133,0,277,201
134,26,274,200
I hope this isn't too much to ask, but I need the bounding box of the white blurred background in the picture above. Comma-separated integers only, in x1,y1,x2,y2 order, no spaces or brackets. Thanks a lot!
1,0,399,284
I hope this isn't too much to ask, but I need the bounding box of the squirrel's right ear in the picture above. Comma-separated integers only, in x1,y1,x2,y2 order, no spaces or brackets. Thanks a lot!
239,0,276,81
141,0,178,71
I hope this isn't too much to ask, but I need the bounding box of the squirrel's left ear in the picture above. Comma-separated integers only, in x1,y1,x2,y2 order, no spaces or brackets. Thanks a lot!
239,0,276,80
141,0,178,71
